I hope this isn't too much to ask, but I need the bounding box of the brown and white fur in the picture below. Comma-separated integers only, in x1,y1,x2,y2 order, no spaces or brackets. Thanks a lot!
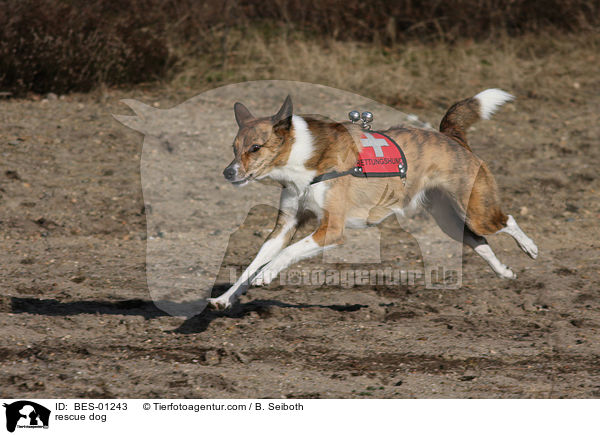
208,89,538,309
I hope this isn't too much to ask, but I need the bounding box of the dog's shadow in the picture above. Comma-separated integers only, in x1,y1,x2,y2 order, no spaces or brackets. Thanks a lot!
174,298,368,334
7,292,367,334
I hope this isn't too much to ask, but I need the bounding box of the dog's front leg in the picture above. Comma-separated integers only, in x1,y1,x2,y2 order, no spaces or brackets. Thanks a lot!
207,188,299,310
253,214,344,286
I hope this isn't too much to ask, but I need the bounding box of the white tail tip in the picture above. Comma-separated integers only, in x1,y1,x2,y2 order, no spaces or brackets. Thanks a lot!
474,88,515,120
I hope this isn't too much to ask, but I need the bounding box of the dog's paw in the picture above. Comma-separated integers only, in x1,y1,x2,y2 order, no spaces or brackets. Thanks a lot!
521,239,538,260
206,297,233,310
497,267,516,280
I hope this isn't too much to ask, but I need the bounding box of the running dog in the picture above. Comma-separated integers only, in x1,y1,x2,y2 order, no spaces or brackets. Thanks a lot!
208,89,538,309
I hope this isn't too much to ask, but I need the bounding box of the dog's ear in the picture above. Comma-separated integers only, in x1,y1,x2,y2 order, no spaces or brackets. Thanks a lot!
234,102,254,128
272,95,293,127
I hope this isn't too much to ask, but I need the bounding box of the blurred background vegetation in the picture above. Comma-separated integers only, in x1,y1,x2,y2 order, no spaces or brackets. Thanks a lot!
0,0,598,101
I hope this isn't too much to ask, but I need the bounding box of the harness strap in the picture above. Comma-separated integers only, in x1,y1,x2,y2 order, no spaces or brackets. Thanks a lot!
310,168,360,185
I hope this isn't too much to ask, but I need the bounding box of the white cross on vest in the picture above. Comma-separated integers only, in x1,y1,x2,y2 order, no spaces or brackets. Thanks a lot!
360,132,389,157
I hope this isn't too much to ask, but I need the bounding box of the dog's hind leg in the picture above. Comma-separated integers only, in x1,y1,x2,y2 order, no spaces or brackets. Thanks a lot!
497,215,538,259
462,165,537,262
472,243,516,279
462,164,509,235
424,188,516,279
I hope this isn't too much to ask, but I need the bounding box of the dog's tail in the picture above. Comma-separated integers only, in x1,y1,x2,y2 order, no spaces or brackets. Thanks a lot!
439,88,514,150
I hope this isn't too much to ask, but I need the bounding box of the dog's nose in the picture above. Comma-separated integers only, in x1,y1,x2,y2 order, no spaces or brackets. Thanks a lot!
223,166,236,180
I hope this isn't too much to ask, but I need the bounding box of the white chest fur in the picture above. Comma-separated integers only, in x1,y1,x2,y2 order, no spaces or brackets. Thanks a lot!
265,115,329,218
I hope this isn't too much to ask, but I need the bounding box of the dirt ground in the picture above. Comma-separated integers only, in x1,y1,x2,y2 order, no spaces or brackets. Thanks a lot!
1,79,599,399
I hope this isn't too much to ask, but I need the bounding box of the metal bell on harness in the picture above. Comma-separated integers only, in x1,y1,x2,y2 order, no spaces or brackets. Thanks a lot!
348,110,374,130
348,110,361,123
361,111,374,130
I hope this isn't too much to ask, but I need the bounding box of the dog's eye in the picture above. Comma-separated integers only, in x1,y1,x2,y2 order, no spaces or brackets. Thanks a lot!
249,144,261,153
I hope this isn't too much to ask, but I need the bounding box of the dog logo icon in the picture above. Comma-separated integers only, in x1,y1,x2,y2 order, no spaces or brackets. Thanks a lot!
3,401,50,433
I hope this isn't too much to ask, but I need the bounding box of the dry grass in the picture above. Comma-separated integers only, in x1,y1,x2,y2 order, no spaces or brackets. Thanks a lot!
1,0,597,95
0,0,174,95
171,30,599,110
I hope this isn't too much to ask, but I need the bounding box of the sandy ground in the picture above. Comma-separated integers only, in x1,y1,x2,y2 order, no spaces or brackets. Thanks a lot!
0,81,599,398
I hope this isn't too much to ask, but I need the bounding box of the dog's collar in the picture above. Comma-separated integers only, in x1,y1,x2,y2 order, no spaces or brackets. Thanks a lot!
310,131,408,185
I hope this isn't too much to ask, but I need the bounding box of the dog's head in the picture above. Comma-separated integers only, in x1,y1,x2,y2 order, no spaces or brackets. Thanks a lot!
223,96,294,186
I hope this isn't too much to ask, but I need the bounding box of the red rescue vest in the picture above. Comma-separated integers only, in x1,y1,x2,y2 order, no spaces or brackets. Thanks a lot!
310,131,407,184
